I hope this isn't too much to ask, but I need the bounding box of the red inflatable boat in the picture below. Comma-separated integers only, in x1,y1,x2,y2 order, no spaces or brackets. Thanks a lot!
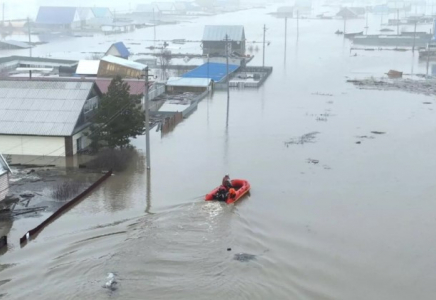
205,179,251,204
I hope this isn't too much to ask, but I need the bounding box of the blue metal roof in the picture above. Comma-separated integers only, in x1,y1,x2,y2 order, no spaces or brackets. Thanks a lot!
36,7,77,24
91,7,112,18
113,42,130,58
181,63,239,82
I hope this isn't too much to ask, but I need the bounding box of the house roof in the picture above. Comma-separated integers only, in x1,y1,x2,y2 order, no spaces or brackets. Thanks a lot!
76,60,100,75
35,7,77,25
181,62,239,82
174,2,187,11
202,25,245,41
167,77,211,87
109,42,130,58
91,7,112,18
0,40,30,49
0,153,11,175
0,80,94,137
95,78,150,95
101,55,146,71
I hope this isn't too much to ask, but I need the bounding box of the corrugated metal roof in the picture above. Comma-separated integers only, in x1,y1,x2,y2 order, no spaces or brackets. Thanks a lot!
202,25,245,41
182,62,239,82
101,55,146,71
112,42,130,58
167,77,211,87
0,80,94,137
36,7,77,25
76,60,100,75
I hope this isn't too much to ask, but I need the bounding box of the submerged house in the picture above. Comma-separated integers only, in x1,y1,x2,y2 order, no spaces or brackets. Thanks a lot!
202,25,246,56
336,7,366,19
88,7,113,29
0,79,100,157
35,6,81,30
105,42,130,59
0,153,11,201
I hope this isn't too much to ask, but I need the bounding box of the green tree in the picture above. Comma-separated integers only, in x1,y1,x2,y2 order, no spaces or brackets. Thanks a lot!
88,76,145,151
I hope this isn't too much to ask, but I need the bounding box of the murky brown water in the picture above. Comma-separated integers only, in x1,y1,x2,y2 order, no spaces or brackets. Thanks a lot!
2,4,436,300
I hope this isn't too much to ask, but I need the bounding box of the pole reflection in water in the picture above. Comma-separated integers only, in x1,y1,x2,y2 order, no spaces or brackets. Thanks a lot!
145,169,152,214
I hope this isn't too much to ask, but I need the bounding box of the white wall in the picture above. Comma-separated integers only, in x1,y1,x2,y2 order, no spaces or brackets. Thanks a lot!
0,172,9,201
106,45,120,57
0,135,65,156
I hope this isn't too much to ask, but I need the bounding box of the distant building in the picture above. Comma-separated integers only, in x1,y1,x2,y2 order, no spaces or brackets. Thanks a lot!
0,153,11,201
135,4,162,19
181,62,239,82
76,7,94,28
35,6,81,30
277,6,294,18
0,79,101,157
336,7,366,19
105,42,130,59
98,55,146,78
76,60,100,76
202,25,246,56
101,22,135,34
166,77,212,93
0,40,30,50
88,7,113,29
174,2,187,14
152,2,177,15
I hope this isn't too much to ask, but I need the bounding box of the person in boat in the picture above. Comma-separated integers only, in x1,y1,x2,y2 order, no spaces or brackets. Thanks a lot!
215,185,228,201
222,174,232,190
228,188,236,200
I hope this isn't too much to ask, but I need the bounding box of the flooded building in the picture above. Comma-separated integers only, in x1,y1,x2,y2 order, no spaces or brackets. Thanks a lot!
0,40,30,50
182,62,239,82
75,60,100,77
153,2,177,15
336,7,366,19
166,77,212,93
97,55,146,78
202,25,246,56
88,7,113,29
0,153,11,201
105,42,130,59
35,7,81,30
0,80,100,157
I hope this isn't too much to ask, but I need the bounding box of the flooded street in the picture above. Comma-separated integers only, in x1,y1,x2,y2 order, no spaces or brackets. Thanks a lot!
3,5,436,300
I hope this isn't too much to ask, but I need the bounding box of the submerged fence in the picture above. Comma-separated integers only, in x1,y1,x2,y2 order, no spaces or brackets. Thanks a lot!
19,169,113,245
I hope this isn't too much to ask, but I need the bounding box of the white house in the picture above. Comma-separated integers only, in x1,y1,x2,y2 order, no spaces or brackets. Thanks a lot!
0,79,101,157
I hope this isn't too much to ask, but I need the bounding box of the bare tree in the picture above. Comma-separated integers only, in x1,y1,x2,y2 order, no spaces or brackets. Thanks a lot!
158,48,172,80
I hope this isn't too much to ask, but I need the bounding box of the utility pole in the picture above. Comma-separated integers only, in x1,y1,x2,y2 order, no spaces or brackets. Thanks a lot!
153,7,156,50
284,17,287,61
144,67,151,169
262,24,266,67
397,9,399,35
27,17,31,57
225,34,230,126
343,15,347,34
412,20,417,52
297,10,299,38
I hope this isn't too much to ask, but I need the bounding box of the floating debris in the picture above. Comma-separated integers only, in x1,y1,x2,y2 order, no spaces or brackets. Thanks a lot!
103,273,117,291
285,132,320,146
312,92,333,96
234,253,256,262
347,78,436,97
307,158,319,164
371,131,386,135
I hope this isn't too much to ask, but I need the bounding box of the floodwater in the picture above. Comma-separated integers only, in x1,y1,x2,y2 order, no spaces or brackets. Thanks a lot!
3,4,436,300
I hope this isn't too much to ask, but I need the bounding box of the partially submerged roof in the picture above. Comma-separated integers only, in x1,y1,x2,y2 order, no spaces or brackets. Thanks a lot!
76,60,100,75
203,25,245,41
167,77,211,87
36,7,77,24
101,55,146,71
0,40,30,49
106,42,130,58
182,62,239,82
0,80,94,136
